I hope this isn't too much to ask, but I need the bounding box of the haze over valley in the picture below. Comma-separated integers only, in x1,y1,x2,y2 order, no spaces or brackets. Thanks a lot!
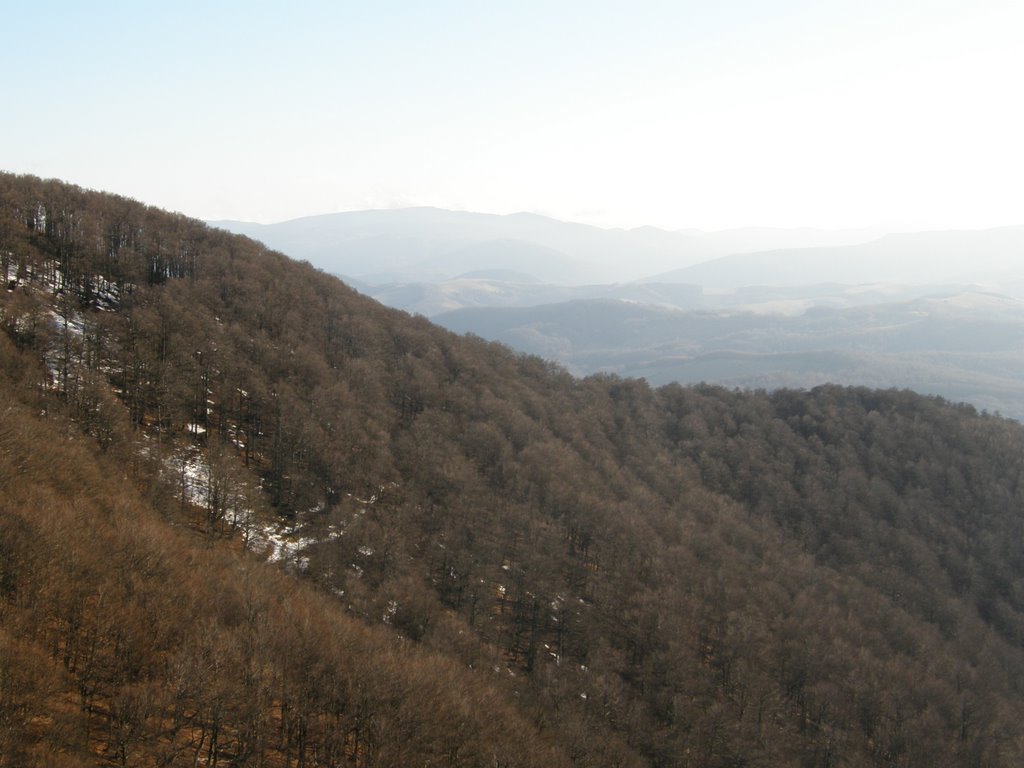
216,211,1024,419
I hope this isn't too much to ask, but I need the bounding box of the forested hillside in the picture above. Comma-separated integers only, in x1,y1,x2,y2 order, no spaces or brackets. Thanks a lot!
3,173,1024,767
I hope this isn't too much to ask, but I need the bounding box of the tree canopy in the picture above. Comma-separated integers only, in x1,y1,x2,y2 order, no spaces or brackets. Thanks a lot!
2,172,1024,767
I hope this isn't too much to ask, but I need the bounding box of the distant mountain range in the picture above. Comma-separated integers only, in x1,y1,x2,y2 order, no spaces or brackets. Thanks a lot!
211,208,883,285
213,209,1024,419
652,226,1024,291
363,278,988,318
213,209,1024,302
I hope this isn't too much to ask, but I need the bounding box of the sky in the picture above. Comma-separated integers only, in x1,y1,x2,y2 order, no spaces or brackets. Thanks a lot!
3,1,1022,232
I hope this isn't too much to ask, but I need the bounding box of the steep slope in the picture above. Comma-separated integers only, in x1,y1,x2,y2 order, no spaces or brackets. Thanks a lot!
0,335,569,768
4,173,1024,767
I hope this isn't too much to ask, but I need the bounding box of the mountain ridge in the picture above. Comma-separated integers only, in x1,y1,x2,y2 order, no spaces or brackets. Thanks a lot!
4,172,1024,766
652,225,1024,289
210,207,887,285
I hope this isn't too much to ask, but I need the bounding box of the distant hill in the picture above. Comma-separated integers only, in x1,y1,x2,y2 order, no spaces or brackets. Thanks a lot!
367,277,978,319
367,278,704,317
211,208,881,285
435,291,1024,418
652,226,1024,292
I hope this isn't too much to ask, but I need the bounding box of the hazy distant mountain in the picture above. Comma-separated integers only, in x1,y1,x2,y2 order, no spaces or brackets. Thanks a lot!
676,225,889,254
366,278,703,317
213,209,1024,417
652,226,1024,292
211,208,881,285
365,277,977,319
435,291,1024,418
214,210,1024,310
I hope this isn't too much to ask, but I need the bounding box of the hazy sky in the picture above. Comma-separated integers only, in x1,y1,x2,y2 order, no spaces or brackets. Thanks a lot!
3,1,1022,232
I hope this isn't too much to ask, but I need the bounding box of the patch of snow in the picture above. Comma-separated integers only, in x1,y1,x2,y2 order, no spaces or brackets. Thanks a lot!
251,523,317,567
172,448,211,508
48,307,85,337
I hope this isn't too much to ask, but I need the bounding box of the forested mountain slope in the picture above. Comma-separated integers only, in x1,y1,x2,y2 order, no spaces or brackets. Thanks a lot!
3,173,1024,767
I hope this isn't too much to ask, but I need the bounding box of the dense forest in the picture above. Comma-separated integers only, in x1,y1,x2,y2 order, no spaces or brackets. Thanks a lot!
2,172,1024,767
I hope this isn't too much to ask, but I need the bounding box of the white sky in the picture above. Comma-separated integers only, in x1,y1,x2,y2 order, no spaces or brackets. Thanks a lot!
2,1,1022,232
